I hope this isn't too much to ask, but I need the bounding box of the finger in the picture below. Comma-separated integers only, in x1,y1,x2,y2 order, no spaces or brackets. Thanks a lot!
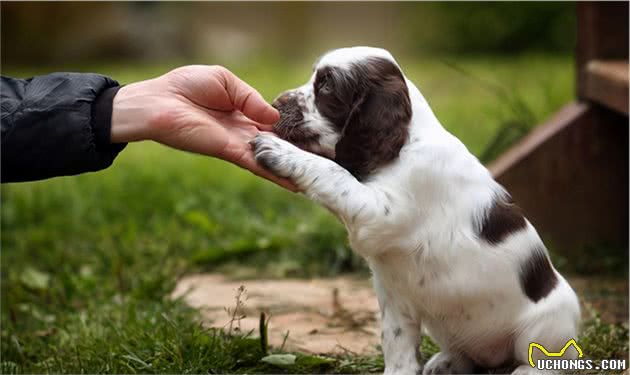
254,122,274,132
215,110,274,132
218,68,280,125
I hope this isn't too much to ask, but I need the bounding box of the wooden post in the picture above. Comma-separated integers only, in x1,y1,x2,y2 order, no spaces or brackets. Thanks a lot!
488,2,629,255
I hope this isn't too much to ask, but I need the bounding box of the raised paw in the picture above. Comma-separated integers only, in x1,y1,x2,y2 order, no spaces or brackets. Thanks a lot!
250,133,301,179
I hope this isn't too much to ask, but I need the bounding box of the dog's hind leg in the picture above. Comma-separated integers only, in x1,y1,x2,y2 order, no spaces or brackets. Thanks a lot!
422,351,475,375
511,296,580,374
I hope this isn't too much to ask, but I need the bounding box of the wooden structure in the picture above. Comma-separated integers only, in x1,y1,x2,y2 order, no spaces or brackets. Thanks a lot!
488,2,629,254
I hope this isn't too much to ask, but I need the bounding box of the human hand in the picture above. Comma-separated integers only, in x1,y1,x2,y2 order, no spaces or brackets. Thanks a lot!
110,65,296,191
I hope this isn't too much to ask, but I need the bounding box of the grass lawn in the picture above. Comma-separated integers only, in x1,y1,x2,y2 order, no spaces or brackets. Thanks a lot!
1,54,627,373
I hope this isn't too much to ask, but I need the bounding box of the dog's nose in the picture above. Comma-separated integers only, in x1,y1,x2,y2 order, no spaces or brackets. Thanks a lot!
272,92,295,108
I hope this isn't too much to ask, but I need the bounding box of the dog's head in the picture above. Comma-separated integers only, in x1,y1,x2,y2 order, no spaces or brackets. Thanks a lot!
272,47,412,180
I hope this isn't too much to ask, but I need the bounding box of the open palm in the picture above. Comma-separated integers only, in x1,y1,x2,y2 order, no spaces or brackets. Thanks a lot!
112,65,295,190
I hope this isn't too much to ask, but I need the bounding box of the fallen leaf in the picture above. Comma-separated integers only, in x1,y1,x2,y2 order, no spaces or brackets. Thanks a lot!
261,354,296,367
19,267,50,290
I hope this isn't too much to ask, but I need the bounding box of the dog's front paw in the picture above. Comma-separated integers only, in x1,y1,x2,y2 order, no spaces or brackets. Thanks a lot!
251,133,301,179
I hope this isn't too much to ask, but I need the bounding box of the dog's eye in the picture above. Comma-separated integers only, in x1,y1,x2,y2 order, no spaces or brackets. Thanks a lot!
316,74,333,95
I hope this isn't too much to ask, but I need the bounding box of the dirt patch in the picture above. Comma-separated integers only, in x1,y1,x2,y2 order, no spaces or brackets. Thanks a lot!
172,274,627,355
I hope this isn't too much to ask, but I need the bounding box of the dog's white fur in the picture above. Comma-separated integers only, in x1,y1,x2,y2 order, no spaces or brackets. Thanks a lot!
253,47,580,375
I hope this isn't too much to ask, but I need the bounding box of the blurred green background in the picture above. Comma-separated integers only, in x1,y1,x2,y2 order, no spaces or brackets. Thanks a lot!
2,2,626,374
2,2,575,65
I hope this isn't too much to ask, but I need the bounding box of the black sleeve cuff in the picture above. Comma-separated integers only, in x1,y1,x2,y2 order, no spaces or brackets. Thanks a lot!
92,85,124,151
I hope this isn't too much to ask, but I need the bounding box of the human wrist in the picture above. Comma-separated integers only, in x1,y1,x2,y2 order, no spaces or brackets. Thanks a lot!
110,81,155,143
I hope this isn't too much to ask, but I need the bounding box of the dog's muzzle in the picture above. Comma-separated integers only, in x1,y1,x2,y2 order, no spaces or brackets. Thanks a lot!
272,92,305,138
271,91,322,149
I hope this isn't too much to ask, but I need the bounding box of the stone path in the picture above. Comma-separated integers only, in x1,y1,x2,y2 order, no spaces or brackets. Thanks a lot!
172,274,627,355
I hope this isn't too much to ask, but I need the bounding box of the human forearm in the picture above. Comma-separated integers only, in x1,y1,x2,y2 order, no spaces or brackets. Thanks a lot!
1,73,126,183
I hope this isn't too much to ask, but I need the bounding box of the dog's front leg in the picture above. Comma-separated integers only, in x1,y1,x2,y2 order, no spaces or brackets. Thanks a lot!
382,314,422,375
251,134,384,225
374,279,422,375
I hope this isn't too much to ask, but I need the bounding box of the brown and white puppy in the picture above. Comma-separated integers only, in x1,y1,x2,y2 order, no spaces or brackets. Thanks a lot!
251,47,580,375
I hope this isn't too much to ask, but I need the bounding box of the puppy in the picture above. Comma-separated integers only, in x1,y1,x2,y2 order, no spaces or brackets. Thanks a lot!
251,47,580,375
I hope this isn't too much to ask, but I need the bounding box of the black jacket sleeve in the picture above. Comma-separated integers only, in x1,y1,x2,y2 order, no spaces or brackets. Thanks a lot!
1,73,127,183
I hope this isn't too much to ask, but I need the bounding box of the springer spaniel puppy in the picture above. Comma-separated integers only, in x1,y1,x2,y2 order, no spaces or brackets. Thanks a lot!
251,47,580,375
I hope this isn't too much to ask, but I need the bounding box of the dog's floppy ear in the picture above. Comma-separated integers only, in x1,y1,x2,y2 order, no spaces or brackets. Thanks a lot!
334,58,412,180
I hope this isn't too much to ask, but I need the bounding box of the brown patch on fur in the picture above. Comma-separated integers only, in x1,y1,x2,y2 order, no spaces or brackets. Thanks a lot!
520,246,558,302
314,58,412,180
479,197,526,244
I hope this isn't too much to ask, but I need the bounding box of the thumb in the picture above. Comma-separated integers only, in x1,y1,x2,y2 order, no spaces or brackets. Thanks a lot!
220,68,280,125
